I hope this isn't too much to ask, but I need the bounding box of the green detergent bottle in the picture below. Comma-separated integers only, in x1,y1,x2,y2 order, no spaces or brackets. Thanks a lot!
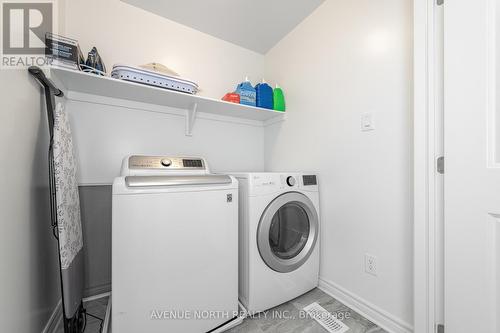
273,84,286,112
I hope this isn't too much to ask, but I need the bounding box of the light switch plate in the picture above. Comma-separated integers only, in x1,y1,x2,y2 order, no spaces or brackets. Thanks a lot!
361,112,375,131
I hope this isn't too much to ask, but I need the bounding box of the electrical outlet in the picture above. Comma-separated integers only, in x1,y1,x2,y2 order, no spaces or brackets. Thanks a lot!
361,112,375,131
365,254,377,276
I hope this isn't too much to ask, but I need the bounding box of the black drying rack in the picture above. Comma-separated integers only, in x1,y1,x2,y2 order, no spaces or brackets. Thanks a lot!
28,66,89,333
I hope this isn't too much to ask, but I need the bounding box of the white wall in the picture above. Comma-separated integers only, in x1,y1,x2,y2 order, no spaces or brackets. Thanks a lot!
264,0,413,330
1,0,414,331
61,0,267,182
0,71,61,332
56,0,268,296
63,0,264,99
59,0,413,330
66,98,266,184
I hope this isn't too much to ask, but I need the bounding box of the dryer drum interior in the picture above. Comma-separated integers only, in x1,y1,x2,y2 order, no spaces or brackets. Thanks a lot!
257,192,319,273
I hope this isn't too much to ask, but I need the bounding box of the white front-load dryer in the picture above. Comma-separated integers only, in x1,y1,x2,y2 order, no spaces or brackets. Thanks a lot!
231,173,320,313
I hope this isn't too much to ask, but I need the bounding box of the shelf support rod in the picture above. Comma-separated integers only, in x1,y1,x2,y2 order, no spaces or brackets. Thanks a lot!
186,102,198,136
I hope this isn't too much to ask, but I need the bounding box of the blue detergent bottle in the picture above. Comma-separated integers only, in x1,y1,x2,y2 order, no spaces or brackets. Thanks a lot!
255,79,274,109
235,77,256,106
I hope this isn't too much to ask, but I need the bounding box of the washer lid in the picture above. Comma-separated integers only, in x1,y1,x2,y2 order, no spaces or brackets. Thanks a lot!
257,192,319,273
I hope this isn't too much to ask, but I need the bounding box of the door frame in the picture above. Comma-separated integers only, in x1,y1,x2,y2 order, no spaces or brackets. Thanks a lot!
413,0,440,332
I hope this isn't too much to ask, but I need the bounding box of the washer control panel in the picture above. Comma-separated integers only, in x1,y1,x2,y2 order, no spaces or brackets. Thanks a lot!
128,156,205,170
245,173,319,196
302,175,317,186
160,158,172,167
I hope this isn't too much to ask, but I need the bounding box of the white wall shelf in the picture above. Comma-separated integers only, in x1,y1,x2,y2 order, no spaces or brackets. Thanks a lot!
47,67,285,135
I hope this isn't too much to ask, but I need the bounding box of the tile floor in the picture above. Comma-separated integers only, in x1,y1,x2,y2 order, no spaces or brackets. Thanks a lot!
227,288,387,333
55,296,109,333
55,289,386,333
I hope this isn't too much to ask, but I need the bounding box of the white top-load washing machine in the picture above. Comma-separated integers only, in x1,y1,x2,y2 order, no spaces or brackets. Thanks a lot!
231,173,320,313
113,156,239,333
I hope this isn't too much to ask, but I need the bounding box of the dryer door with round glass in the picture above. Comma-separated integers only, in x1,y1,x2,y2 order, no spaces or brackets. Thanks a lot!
257,192,319,273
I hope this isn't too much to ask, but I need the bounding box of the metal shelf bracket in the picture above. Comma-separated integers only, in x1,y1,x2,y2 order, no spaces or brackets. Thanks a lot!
185,102,198,136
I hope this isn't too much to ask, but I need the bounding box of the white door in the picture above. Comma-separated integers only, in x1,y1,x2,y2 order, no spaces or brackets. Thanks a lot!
444,0,500,332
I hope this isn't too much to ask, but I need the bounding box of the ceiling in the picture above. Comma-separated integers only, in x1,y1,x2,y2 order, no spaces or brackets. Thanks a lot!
120,0,325,54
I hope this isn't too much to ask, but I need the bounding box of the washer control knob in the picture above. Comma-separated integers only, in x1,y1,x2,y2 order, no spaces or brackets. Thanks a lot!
286,176,296,187
160,158,172,167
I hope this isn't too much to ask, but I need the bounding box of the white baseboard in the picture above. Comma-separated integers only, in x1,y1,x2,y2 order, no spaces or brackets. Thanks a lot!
41,299,62,333
42,293,113,333
83,291,111,303
84,291,112,333
318,278,413,333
